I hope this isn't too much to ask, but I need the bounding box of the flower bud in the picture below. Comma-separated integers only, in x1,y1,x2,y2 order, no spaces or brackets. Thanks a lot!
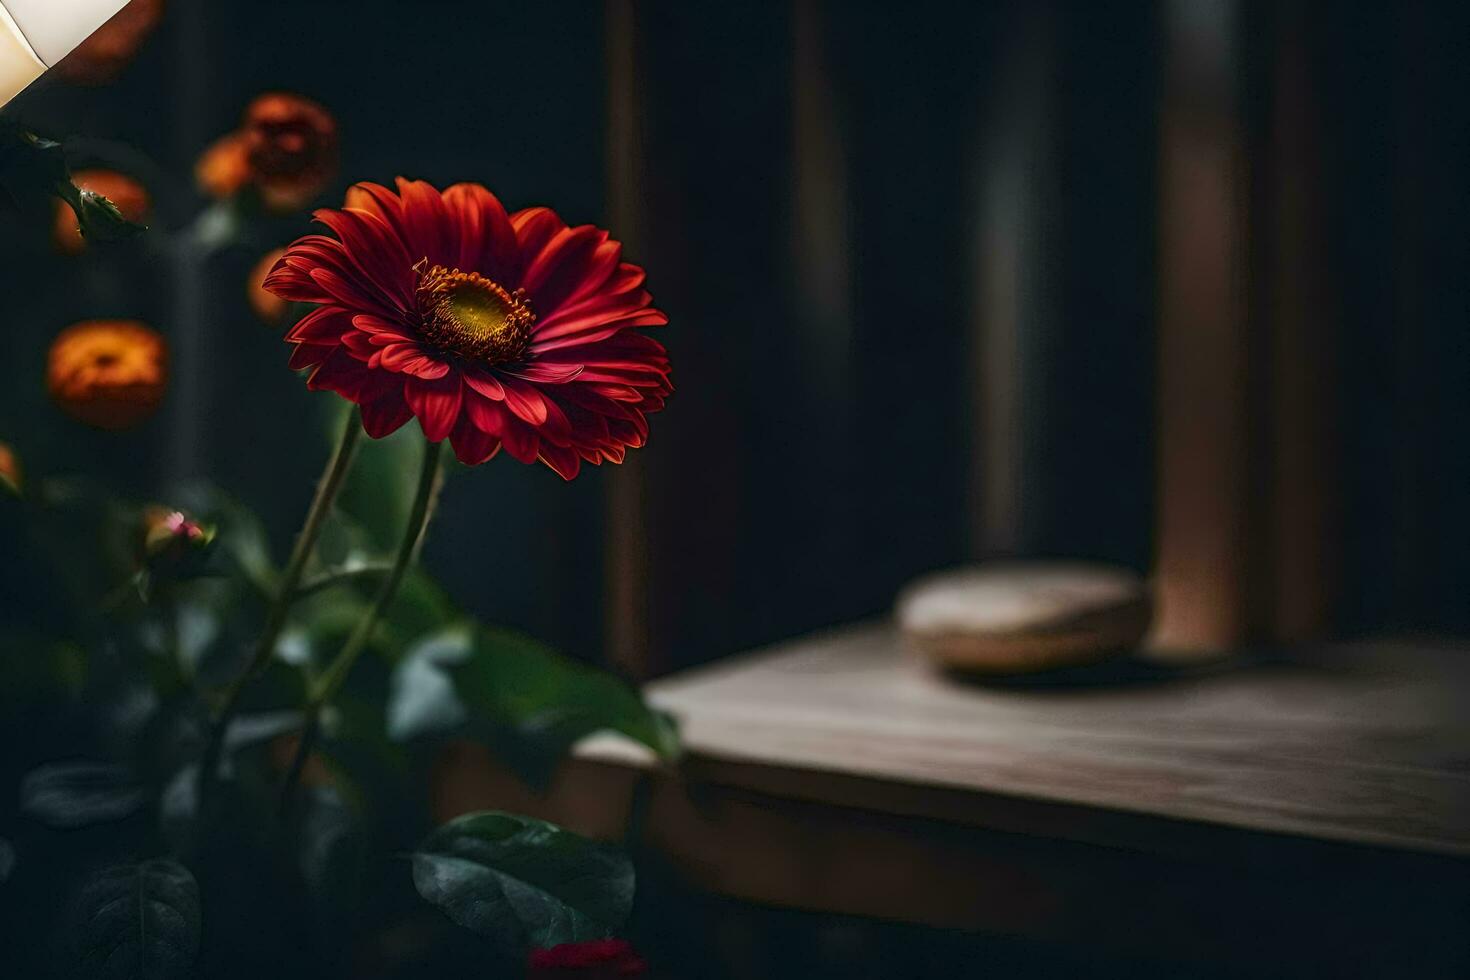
54,169,149,254
141,506,215,576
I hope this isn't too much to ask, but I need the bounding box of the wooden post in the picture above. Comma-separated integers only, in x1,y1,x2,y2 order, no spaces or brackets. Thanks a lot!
967,0,1057,559
1152,0,1254,653
165,0,211,482
791,0,856,586
604,0,651,678
1265,0,1335,641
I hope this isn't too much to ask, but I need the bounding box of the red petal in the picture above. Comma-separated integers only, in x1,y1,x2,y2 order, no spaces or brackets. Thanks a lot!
278,235,403,317
287,342,334,371
308,265,396,316
339,331,378,359
509,207,565,280
345,182,410,243
538,442,582,480
498,375,550,426
461,366,506,401
288,307,355,344
263,265,319,303
359,387,413,438
449,416,501,465
313,207,415,310
374,343,450,379
465,392,537,462
463,388,507,435
499,415,540,463
443,183,518,284
405,375,463,442
533,288,659,337
395,177,455,268
351,313,416,345
307,348,372,400
520,225,618,315
502,362,584,384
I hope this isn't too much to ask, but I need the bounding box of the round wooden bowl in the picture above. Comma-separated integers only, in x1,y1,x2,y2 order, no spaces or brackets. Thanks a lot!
896,562,1152,675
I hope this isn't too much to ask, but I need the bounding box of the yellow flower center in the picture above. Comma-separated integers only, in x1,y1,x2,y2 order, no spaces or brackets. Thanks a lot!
414,258,535,363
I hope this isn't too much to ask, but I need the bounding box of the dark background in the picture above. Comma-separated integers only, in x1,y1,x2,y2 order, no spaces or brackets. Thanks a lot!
3,0,1467,677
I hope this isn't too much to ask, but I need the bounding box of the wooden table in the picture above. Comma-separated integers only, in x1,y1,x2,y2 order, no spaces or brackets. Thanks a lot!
436,623,1470,975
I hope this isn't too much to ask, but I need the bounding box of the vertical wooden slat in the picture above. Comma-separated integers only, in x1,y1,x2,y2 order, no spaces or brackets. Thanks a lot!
1266,0,1335,641
165,0,211,483
790,0,855,588
1389,2,1428,629
1152,0,1253,653
968,1,1056,559
603,0,651,678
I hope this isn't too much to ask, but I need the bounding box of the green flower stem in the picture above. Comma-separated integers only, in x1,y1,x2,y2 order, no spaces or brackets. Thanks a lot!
197,407,363,795
293,562,394,600
279,438,445,812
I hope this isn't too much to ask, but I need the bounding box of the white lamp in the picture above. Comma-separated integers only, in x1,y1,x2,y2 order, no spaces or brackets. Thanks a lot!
0,0,130,107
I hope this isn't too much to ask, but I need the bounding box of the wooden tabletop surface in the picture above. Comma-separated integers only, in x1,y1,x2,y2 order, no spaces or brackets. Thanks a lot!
586,622,1470,858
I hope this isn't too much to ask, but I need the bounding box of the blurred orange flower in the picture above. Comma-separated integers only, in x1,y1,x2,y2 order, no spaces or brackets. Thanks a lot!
196,133,252,200
244,93,339,211
198,93,338,213
54,170,151,254
54,0,167,85
248,248,290,324
0,442,20,495
47,320,168,430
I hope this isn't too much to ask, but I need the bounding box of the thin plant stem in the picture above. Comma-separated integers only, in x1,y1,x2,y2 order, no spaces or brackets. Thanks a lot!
293,562,394,600
278,438,445,814
197,407,363,798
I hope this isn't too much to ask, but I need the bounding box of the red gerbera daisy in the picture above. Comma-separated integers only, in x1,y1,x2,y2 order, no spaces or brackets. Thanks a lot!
264,178,671,479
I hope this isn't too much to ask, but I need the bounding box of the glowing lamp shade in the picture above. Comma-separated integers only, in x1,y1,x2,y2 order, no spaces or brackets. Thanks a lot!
0,0,130,107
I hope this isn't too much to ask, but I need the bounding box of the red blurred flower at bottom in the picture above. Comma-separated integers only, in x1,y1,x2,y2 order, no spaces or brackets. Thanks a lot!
528,939,648,978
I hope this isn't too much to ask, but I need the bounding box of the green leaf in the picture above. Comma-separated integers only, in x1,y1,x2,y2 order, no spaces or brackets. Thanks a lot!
388,623,679,782
386,624,473,741
162,577,260,687
69,860,200,980
225,710,305,751
412,811,633,953
20,762,144,829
